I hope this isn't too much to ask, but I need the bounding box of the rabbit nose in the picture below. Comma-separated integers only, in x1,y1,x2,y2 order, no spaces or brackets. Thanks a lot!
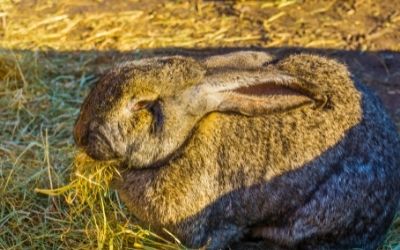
73,117,90,147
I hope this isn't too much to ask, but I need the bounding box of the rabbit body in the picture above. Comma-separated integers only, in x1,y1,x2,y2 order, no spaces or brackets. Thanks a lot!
74,52,400,250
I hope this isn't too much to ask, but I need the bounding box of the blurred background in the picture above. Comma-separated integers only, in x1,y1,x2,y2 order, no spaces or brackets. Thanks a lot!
0,0,399,249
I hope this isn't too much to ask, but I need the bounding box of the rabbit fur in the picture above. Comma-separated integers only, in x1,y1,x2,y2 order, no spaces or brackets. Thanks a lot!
74,51,400,250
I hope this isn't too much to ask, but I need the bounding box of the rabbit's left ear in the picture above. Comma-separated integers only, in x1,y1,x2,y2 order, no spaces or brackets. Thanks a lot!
202,51,273,69
186,72,317,116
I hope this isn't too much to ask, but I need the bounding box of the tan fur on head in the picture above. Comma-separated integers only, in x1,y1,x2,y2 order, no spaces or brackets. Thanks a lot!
74,51,400,249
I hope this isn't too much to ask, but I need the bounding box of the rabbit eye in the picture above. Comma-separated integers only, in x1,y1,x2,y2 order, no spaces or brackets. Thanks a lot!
130,100,153,111
127,99,164,134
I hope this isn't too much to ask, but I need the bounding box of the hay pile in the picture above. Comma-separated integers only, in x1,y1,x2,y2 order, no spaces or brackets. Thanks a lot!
0,0,399,249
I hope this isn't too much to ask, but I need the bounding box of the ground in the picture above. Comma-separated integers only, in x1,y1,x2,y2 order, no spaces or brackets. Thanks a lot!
0,0,399,249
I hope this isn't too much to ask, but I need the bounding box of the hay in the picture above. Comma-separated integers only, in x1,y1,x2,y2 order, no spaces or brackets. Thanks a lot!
0,0,399,249
35,152,184,250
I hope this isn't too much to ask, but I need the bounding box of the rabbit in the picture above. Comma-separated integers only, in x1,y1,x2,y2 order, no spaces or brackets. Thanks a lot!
73,51,400,250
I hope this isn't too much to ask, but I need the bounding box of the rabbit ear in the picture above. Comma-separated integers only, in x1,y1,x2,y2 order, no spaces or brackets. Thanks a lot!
188,72,317,116
202,51,274,69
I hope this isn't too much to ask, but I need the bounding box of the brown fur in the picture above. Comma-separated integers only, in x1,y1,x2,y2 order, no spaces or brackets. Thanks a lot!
74,52,400,249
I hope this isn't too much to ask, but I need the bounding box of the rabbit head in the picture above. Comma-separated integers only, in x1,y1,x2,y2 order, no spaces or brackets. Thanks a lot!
74,52,333,168
74,56,205,167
